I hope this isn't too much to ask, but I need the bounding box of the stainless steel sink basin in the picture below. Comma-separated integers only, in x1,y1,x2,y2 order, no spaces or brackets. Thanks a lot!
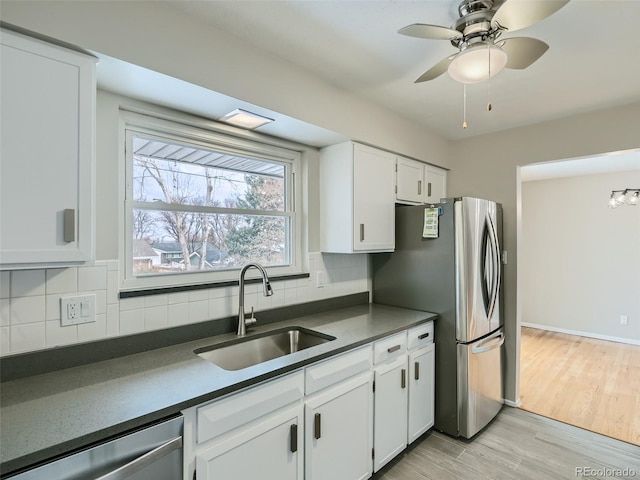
195,327,336,371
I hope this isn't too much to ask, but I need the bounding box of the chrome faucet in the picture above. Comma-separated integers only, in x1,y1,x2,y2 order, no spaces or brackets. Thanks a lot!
237,262,273,336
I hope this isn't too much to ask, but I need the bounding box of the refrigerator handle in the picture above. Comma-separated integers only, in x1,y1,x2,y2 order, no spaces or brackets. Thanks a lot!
481,215,500,322
480,221,492,317
487,214,501,320
471,332,504,354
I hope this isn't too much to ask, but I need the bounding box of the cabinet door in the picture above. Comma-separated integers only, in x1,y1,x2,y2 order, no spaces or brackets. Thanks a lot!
196,403,303,480
424,166,446,204
352,144,395,252
395,157,424,205
373,355,408,472
305,371,373,480
0,29,95,268
408,344,435,444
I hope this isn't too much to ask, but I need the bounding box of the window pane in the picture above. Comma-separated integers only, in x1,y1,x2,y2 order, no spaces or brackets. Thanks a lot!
132,209,288,275
132,136,285,211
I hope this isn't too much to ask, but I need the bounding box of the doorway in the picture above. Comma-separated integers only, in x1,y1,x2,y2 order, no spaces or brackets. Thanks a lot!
517,151,640,445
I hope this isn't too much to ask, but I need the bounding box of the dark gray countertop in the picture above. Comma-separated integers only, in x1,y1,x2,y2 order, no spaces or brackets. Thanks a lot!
0,303,436,476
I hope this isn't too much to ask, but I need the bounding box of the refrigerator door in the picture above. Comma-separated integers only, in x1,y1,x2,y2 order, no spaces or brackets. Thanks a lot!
457,328,504,438
454,198,502,342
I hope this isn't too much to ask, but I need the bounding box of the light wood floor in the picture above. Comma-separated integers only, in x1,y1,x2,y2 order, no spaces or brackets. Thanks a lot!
519,327,640,446
376,407,640,480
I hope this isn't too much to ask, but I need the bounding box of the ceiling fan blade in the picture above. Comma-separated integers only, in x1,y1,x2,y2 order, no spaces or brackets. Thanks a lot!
501,37,549,69
398,23,462,41
415,55,456,83
492,0,570,32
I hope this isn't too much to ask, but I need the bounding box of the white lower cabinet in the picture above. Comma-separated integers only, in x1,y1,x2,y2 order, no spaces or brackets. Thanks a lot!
373,354,408,472
182,323,434,480
408,344,435,443
182,371,305,480
195,403,303,480
304,371,374,480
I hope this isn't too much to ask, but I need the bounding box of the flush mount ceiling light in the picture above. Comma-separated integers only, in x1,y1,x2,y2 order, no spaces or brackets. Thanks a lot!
219,109,274,130
608,188,640,208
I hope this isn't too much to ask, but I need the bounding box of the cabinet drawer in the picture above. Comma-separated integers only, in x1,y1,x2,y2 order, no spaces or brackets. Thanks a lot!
373,332,407,365
305,346,372,395
407,322,434,351
197,370,304,444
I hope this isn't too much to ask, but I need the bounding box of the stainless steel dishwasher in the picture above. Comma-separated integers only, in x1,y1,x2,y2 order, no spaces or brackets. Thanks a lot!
7,415,183,480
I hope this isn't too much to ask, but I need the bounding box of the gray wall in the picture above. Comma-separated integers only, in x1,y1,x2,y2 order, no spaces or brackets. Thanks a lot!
521,170,640,343
448,102,640,403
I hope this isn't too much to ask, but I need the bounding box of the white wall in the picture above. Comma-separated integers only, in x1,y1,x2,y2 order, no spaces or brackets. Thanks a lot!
449,101,640,404
0,0,451,169
521,171,640,343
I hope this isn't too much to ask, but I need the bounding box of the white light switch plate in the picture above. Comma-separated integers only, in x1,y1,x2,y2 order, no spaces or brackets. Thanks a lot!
61,294,96,326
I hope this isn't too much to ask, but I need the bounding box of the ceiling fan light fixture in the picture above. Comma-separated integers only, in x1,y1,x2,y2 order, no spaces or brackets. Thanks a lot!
447,43,508,84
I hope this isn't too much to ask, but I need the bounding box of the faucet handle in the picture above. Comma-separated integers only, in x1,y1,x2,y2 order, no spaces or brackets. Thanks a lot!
246,306,257,327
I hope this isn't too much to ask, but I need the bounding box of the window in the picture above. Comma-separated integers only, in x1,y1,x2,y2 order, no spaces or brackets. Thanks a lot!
122,112,302,290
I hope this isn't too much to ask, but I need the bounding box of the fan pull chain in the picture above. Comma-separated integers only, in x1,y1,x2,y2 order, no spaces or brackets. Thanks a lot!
487,43,493,111
462,84,468,129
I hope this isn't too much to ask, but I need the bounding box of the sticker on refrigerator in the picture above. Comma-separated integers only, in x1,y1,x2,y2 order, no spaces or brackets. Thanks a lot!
422,208,439,238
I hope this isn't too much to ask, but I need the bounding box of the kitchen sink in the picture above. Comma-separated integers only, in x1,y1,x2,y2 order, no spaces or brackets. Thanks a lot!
194,327,336,371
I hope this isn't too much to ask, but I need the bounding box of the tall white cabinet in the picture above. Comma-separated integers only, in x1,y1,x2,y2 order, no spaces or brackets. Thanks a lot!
320,142,395,253
0,28,96,269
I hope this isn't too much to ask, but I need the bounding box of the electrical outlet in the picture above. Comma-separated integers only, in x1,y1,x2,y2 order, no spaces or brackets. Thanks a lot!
61,295,96,326
620,315,628,326
316,271,325,288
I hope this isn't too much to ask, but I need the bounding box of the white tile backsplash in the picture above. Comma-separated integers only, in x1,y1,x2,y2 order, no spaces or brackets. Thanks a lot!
0,252,369,356
46,319,78,348
11,270,46,297
0,271,10,299
45,268,78,294
78,265,107,291
10,322,46,353
11,296,46,325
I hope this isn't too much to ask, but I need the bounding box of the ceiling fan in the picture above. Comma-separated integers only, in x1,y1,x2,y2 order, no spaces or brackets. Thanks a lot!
399,0,570,84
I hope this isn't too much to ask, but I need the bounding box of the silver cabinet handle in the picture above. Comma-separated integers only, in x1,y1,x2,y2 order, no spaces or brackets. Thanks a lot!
414,361,420,380
95,436,182,480
417,332,430,340
290,424,298,453
427,182,432,197
63,209,75,243
401,368,406,389
314,413,322,439
387,345,401,353
418,180,422,195
360,223,365,242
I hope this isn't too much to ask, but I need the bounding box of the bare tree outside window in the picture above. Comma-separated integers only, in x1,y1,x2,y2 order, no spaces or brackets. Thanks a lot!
130,134,288,276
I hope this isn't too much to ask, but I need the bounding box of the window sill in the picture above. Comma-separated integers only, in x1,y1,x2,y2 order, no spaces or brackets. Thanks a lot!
119,272,310,299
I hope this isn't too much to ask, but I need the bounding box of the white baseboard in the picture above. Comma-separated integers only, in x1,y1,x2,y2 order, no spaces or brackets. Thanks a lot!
521,322,640,346
504,398,521,408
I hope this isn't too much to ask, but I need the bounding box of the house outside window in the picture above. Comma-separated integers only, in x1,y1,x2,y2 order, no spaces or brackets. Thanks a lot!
121,111,302,291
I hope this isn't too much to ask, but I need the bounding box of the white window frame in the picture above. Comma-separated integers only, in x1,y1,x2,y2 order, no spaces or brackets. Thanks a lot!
119,109,304,291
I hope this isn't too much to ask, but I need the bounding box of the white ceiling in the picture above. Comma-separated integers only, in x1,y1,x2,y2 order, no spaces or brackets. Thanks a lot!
160,0,640,141
521,150,640,182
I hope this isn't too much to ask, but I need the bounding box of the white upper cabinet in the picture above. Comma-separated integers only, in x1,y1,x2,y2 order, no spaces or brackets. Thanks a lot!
424,164,447,204
320,142,395,253
395,157,447,205
0,29,96,269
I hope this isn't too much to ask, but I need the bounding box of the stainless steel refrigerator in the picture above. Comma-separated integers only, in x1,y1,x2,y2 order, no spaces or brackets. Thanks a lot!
372,197,504,438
